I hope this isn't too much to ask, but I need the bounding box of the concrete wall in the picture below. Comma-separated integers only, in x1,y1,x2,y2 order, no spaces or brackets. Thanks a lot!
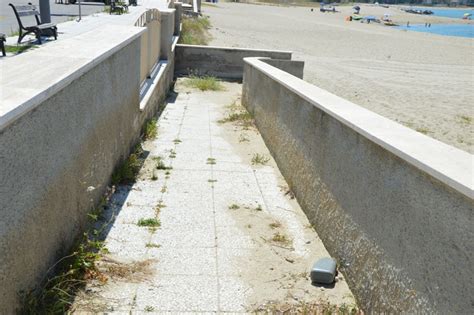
175,44,294,80
242,57,474,314
261,58,304,79
0,19,176,311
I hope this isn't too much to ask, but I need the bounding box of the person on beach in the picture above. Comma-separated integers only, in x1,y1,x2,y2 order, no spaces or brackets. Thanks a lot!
407,21,410,27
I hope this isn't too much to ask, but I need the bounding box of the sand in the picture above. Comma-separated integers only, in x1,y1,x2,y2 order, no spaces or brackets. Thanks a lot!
204,3,474,153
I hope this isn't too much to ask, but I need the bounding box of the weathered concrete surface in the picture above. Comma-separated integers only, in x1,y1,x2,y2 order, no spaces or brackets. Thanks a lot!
71,79,356,312
159,9,176,60
0,29,143,312
0,15,176,309
261,58,304,79
175,44,294,80
241,58,474,313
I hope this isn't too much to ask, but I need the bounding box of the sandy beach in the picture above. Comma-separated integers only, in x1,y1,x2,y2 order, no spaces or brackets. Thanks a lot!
205,3,474,153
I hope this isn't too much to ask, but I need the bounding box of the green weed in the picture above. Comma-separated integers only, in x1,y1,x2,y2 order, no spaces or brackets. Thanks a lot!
178,16,212,45
143,118,158,140
251,153,270,165
5,44,37,54
184,75,224,91
137,218,161,227
111,145,144,185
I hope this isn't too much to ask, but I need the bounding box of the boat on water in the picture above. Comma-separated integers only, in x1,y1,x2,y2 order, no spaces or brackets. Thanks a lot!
402,7,434,15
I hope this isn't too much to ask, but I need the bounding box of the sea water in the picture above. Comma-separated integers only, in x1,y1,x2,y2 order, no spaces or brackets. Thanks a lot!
395,24,474,38
414,8,474,19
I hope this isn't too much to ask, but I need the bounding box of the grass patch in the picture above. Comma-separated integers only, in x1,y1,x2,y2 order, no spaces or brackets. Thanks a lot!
459,115,472,124
218,100,255,129
228,203,240,210
184,75,224,91
255,301,361,314
272,232,291,245
415,127,430,135
137,218,161,227
255,204,263,211
111,144,144,185
269,221,281,229
173,138,182,144
207,157,216,165
5,44,37,54
251,153,270,165
143,118,158,140
178,16,212,45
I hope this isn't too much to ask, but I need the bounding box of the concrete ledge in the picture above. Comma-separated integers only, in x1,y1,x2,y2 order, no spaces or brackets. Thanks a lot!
175,44,293,80
242,57,474,313
260,58,304,79
0,25,145,132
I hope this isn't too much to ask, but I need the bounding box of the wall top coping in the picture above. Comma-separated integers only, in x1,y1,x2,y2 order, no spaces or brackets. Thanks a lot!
0,25,145,132
244,57,473,199
176,44,293,55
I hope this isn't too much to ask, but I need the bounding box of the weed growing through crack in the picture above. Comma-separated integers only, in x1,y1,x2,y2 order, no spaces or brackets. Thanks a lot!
269,221,282,229
255,204,263,211
161,185,167,193
173,138,182,144
169,149,177,159
207,157,216,165
144,305,155,312
137,218,161,228
208,179,217,183
272,232,291,245
239,133,250,142
145,243,161,248
153,156,172,170
459,115,472,124
151,170,158,181
251,153,270,165
228,204,240,210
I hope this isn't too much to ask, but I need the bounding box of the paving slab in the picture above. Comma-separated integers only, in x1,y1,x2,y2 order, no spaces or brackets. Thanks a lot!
71,79,356,313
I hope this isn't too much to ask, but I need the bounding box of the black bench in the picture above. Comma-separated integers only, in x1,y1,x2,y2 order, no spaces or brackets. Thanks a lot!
110,0,128,15
0,34,5,57
9,3,57,44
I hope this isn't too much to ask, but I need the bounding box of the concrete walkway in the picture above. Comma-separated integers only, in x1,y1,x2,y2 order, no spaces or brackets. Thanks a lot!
72,79,355,313
3,0,168,47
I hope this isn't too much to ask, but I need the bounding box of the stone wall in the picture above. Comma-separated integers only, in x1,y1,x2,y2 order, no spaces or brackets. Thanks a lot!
242,57,474,314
